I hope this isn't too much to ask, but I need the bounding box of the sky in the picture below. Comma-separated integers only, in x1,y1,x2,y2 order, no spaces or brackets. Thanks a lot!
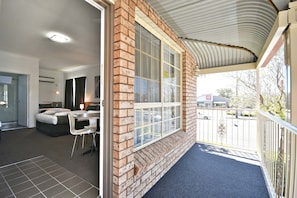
196,73,235,97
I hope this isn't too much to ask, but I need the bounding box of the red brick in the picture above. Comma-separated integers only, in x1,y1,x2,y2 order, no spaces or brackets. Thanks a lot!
114,75,128,84
114,41,129,51
115,8,129,19
115,24,129,35
118,161,134,176
118,125,129,134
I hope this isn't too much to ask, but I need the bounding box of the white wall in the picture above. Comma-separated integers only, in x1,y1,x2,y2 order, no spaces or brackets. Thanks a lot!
0,51,39,128
64,65,100,103
39,69,64,105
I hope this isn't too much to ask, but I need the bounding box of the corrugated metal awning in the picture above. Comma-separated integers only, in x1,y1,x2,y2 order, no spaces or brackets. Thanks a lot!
145,0,289,72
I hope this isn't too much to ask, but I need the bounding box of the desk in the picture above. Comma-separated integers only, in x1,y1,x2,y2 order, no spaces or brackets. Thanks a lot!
75,112,100,122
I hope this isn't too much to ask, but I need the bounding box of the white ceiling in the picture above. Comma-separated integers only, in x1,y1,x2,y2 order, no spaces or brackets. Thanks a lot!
0,0,101,71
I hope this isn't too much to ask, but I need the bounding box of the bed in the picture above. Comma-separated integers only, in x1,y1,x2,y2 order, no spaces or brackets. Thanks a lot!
36,108,89,137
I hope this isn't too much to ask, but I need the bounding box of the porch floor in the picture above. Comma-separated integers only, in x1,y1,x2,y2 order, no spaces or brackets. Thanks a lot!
144,143,269,198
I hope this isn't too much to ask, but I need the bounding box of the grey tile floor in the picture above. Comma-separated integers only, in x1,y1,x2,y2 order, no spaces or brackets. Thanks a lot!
0,156,98,198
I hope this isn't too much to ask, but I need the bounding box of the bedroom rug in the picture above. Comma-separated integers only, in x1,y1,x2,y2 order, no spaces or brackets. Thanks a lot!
0,155,98,198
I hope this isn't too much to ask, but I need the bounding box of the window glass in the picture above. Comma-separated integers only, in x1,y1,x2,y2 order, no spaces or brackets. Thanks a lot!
151,59,159,81
141,79,149,102
134,109,142,127
135,51,140,76
135,77,141,103
141,28,151,54
152,37,160,59
175,87,180,102
134,128,142,147
141,53,151,79
176,70,180,85
153,123,162,138
135,24,140,49
164,46,169,63
170,53,175,65
151,81,160,102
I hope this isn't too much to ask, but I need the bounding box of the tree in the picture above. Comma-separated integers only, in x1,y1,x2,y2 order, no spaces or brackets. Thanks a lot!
227,44,287,119
225,70,257,109
216,88,233,99
260,45,286,119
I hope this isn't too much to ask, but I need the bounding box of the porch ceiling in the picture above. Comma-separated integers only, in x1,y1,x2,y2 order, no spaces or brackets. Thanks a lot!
146,0,289,72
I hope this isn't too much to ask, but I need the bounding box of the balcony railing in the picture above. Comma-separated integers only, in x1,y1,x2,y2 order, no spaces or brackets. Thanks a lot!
197,107,297,197
197,107,257,151
258,111,297,198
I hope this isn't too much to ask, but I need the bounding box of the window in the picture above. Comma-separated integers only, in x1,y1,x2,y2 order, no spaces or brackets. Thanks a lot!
135,23,161,103
134,22,181,149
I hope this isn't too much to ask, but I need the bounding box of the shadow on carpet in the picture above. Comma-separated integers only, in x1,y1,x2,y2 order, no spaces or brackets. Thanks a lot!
144,143,269,198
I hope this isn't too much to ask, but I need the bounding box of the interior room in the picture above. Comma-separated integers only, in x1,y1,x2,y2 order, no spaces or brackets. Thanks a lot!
0,0,102,197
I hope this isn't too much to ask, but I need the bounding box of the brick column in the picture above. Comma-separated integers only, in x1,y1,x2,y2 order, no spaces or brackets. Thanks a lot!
182,51,197,134
113,0,136,197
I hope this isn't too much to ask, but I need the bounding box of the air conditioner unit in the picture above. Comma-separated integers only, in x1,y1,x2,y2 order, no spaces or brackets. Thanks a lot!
39,75,55,83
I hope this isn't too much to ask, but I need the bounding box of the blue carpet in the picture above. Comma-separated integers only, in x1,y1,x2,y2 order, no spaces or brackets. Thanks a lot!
143,143,269,198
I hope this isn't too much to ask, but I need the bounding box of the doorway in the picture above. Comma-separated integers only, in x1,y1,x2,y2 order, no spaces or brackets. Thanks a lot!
0,73,28,131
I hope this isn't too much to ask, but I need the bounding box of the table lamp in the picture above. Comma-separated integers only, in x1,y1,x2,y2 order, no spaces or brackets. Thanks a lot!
80,103,84,110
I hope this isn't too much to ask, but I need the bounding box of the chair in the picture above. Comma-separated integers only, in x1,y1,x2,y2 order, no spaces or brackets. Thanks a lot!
68,113,96,158
87,110,100,127
85,110,100,150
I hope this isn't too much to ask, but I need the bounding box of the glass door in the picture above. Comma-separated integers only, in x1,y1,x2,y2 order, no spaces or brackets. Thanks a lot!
84,1,105,197
0,74,19,129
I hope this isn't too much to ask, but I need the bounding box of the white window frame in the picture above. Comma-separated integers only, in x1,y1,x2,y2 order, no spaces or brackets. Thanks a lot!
134,9,183,151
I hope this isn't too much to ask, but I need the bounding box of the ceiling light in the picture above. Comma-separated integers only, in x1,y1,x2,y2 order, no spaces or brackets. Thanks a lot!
47,32,71,43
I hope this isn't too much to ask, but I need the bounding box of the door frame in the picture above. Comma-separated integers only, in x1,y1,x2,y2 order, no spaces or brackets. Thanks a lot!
85,1,114,197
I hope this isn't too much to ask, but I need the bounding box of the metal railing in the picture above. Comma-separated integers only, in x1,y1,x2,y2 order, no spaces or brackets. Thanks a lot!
197,107,257,151
258,111,297,198
197,107,297,197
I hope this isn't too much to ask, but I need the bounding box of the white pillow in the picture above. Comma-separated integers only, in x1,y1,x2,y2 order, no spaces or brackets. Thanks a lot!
43,110,56,115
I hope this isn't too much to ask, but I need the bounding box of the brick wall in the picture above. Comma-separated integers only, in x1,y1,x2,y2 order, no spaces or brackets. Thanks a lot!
113,0,197,197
